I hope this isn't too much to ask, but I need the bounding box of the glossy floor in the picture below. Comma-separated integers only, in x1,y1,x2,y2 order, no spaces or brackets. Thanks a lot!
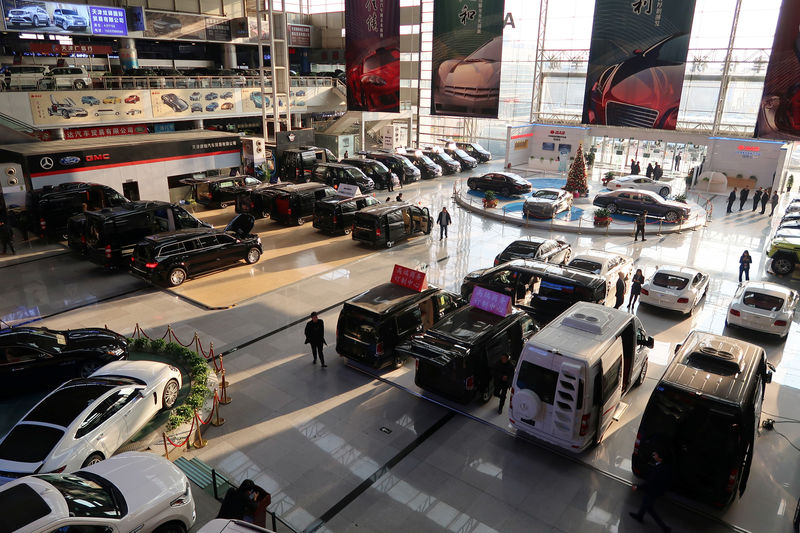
2,166,799,533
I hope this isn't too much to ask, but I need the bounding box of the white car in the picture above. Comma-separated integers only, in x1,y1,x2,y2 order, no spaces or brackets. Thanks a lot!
639,266,710,315
199,519,276,533
40,66,93,90
727,281,799,339
606,175,672,198
0,360,181,481
567,249,635,302
0,451,195,533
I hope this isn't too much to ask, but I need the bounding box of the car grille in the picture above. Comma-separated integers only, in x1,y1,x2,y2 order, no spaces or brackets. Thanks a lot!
605,102,658,128
442,86,499,100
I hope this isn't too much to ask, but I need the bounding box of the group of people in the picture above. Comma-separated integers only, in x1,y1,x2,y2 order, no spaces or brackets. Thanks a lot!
612,268,646,311
629,159,664,180
726,186,779,215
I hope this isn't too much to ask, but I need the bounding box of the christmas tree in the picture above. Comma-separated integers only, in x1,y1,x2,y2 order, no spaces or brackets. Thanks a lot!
564,144,588,196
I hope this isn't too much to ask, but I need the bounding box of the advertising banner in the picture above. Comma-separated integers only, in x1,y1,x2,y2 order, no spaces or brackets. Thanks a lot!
144,11,205,41
288,24,312,47
2,0,127,36
582,0,696,130
205,18,231,42
431,0,505,118
29,43,113,55
755,0,800,139
64,125,148,140
241,88,312,113
29,91,149,126
150,89,239,118
344,0,400,112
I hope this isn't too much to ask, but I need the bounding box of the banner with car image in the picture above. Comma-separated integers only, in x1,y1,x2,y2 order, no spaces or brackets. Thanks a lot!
28,90,149,126
2,0,127,36
241,88,314,113
344,0,400,112
582,0,696,130
150,89,239,118
754,0,800,139
431,0,505,118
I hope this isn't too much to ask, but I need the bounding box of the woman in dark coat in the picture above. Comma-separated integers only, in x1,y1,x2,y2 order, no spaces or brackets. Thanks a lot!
628,268,645,311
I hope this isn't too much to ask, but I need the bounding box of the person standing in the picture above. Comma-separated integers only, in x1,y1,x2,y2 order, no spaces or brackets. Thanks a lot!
752,187,763,212
634,211,647,242
727,188,737,213
304,311,327,367
0,219,13,255
629,450,672,532
396,192,403,202
635,161,641,175
738,187,749,211
770,191,779,216
343,151,349,159
674,152,681,171
630,159,637,174
492,353,515,414
760,188,770,214
628,268,645,311
646,163,654,178
739,250,752,283
437,206,452,240
614,272,627,309
217,479,257,521
386,172,394,192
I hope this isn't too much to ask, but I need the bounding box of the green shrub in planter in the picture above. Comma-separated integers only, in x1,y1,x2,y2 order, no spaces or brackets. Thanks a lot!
749,175,757,180
594,207,611,218
484,190,496,201
736,173,743,179
674,193,687,203
150,338,166,352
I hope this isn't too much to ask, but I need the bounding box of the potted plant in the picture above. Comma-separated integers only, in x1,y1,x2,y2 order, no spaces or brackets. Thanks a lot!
593,207,612,226
787,174,794,193
585,152,595,166
483,190,498,208
673,193,687,203
602,171,615,186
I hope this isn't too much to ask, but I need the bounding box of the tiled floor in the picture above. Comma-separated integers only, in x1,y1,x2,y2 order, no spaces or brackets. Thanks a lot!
2,164,800,532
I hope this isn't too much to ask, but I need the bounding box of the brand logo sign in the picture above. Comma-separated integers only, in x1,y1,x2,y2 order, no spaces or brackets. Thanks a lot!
287,133,296,142
59,156,81,166
85,154,110,162
39,157,54,170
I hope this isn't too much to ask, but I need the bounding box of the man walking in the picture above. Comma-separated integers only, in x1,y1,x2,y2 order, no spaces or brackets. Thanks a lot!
629,450,672,532
752,187,763,212
492,354,515,414
727,188,737,213
304,311,327,367
674,152,681,171
760,188,770,214
387,173,394,192
770,191,779,216
437,207,452,240
738,187,749,211
634,211,647,242
614,272,626,309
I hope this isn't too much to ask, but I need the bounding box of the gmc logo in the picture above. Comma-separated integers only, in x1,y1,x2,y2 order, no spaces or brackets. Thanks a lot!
86,153,110,162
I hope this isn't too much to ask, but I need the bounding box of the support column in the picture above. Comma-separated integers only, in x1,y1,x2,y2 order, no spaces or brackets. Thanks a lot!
192,119,204,130
119,38,138,71
222,43,237,70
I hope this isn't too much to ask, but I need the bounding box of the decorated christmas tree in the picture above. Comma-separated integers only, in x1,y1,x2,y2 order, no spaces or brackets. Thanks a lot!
564,144,588,196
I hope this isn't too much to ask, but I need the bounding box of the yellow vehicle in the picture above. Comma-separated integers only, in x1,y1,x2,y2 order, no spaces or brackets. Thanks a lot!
103,95,121,104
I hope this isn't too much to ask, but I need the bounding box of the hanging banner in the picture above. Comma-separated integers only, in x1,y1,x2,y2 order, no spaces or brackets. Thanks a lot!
755,0,800,139
344,0,400,112
431,0,505,119
2,0,127,36
582,0,696,130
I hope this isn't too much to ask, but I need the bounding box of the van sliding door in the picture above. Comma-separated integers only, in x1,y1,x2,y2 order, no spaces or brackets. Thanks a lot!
597,337,624,443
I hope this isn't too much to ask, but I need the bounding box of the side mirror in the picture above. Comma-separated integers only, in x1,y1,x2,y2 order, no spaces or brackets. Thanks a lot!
646,336,655,349
674,343,682,355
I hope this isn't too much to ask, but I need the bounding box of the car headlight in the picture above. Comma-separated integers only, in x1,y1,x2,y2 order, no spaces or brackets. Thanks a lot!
170,482,191,507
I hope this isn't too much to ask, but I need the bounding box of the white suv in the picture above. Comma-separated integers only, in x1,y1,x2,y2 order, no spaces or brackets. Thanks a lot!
40,66,93,89
6,5,50,28
3,65,49,90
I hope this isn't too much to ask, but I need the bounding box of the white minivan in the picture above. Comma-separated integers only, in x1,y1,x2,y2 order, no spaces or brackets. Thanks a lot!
509,302,653,452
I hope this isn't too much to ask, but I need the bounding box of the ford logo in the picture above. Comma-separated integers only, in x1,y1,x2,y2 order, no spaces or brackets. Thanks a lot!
59,156,81,166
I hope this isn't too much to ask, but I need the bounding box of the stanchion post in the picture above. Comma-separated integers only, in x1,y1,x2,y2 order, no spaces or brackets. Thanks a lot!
163,432,169,460
212,390,225,426
192,411,207,449
658,220,663,236
219,367,232,404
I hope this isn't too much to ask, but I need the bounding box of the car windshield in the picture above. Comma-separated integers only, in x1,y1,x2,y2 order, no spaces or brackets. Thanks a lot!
516,361,558,405
568,259,603,274
437,152,457,163
346,168,365,179
532,191,559,200
468,38,502,62
505,242,541,257
364,48,398,71
454,149,470,159
61,9,79,15
418,154,435,165
742,291,784,311
37,473,121,518
399,157,415,170
652,272,689,290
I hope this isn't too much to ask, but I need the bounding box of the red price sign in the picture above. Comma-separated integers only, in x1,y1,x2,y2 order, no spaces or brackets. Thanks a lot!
390,265,427,292
469,286,512,317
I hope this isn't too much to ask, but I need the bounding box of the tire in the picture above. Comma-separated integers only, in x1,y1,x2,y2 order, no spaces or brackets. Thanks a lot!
606,203,619,214
386,241,394,248
480,379,494,403
81,452,104,468
664,211,679,223
162,379,180,409
74,80,86,89
33,16,39,26
772,255,796,275
343,227,352,235
659,187,670,198
79,359,103,378
168,268,187,287
245,247,261,264
62,110,69,118
636,357,648,387
296,217,304,226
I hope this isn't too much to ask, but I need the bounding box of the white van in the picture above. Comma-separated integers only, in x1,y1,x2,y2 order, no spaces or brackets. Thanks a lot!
509,302,653,452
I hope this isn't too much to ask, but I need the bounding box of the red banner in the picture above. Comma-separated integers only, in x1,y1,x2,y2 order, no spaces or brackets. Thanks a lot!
29,42,113,55
64,124,148,140
391,264,427,292
470,286,512,317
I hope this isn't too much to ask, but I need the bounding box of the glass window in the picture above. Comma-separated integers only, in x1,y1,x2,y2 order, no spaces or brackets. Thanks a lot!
198,236,218,247
602,359,622,403
36,474,120,519
742,291,784,311
395,307,422,336
652,272,689,290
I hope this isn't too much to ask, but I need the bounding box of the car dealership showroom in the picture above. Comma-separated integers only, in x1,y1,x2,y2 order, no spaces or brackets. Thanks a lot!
4,0,800,532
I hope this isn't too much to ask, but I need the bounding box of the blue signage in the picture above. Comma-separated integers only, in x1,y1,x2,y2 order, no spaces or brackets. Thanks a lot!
89,5,127,36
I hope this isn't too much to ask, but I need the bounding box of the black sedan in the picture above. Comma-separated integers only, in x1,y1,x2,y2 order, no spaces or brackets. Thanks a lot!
592,189,691,222
467,172,532,196
0,326,128,394
131,214,261,287
494,238,572,266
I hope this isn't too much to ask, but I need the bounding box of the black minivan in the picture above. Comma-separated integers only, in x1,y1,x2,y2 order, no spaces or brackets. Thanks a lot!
336,282,464,369
340,157,397,189
633,330,772,508
235,183,286,219
28,182,128,239
396,306,538,404
311,163,375,193
364,151,421,185
180,175,262,208
352,202,432,248
399,150,442,179
313,194,380,235
270,182,337,225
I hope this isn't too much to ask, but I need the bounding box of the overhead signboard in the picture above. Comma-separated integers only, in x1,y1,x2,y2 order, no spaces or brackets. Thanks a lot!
288,23,311,47
28,91,149,126
29,42,113,55
2,0,126,36
469,286,512,317
64,124,148,140
144,10,205,41
150,89,239,118
391,264,427,292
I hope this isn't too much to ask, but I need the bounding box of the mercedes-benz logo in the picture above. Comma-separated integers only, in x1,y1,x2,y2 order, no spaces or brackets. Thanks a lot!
40,157,54,170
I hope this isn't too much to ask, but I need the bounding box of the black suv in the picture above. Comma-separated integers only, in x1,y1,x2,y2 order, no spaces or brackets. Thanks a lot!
467,172,532,197
340,157,397,189
443,144,478,170
131,214,260,287
421,149,461,175
494,238,572,266
270,182,337,225
352,202,433,248
180,175,263,208
27,182,128,239
311,163,375,192
396,306,539,404
399,150,442,179
363,151,421,184
313,194,380,235
456,141,492,163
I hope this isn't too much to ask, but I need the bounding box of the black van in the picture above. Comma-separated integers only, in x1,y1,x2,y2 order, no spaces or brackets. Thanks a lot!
336,282,464,369
180,175,262,208
399,150,442,179
421,149,461,175
396,306,538,404
460,259,608,322
633,330,772,508
340,157,397,189
270,182,337,225
235,183,286,219
363,151,421,185
27,182,128,239
313,194,380,235
279,146,336,183
352,202,433,248
80,201,210,268
311,163,375,193
456,141,492,163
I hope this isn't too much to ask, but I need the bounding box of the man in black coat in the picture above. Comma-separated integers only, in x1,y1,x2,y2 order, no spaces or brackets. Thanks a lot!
727,188,737,213
218,479,257,521
738,187,749,211
614,272,626,309
630,450,672,532
304,311,327,367
760,187,770,214
634,211,647,242
752,187,763,212
437,207,452,240
492,354,515,414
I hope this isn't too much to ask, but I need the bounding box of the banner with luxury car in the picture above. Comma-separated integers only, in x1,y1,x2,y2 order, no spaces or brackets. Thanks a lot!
2,0,127,36
240,87,317,113
581,0,696,130
28,90,149,126
430,0,505,118
754,0,800,140
344,0,400,112
150,89,240,118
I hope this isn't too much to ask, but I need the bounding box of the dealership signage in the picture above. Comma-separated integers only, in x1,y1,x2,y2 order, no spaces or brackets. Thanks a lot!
29,43,113,55
288,24,311,47
64,125,148,139
390,264,428,292
2,0,127,36
736,145,761,159
469,287,512,317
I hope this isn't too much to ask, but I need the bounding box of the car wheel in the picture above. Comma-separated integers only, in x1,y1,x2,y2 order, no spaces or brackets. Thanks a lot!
636,357,648,386
74,80,86,89
393,355,404,369
162,379,180,409
82,453,104,468
245,247,261,264
168,268,187,287
665,211,679,223
296,217,304,226
725,318,730,328
772,255,796,275
386,241,394,248
606,203,618,214
659,187,670,198
480,379,494,403
343,227,352,235
79,360,103,378
33,16,39,26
